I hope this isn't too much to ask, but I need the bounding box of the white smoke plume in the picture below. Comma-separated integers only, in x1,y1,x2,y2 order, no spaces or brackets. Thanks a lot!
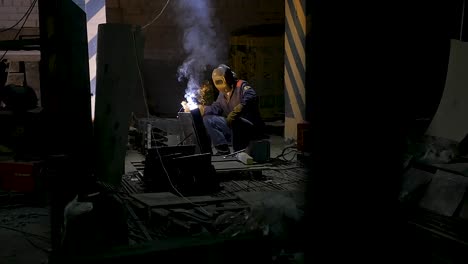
175,0,223,110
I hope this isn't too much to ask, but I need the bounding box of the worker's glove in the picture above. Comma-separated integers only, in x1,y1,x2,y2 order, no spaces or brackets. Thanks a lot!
199,81,215,105
198,104,205,115
226,104,243,127
181,101,190,113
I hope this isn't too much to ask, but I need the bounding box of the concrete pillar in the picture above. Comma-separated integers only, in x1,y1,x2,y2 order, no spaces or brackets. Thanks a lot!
38,0,92,155
94,24,143,185
284,0,306,140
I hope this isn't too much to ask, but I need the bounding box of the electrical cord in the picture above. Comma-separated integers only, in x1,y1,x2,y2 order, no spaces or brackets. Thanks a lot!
275,145,296,157
141,0,171,30
0,0,37,61
461,0,466,40
274,145,298,162
131,29,210,216
0,225,50,241
0,223,51,253
281,150,298,162
0,0,37,33
176,132,193,146
132,31,150,117
0,224,51,253
149,129,210,215
23,235,51,254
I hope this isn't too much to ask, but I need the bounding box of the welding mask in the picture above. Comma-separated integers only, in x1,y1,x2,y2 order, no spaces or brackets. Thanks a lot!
212,64,234,93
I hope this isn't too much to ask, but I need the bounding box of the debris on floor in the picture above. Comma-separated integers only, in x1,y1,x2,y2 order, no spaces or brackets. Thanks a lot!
0,206,51,264
118,142,307,261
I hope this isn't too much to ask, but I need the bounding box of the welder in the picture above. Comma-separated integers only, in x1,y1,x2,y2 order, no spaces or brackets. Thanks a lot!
200,64,264,155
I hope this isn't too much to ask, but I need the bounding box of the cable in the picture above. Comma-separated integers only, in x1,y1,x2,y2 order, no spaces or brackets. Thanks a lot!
461,0,466,40
281,150,298,162
0,225,49,241
150,130,210,215
274,145,295,158
274,145,298,162
279,149,296,158
0,0,37,33
0,0,37,61
0,222,51,253
132,31,150,117
141,0,171,30
176,132,193,146
150,133,210,215
23,235,51,254
131,29,210,216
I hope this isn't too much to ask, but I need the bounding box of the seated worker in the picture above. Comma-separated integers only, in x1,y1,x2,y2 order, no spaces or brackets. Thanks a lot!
200,64,264,155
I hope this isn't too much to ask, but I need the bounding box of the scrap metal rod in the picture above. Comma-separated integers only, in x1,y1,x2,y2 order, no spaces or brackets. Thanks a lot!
223,149,246,159
115,195,153,241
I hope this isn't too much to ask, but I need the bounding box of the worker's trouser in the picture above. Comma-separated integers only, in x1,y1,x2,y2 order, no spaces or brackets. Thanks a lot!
203,115,255,151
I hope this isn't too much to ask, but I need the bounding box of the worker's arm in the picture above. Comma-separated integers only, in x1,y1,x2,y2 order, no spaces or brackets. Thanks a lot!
226,84,257,126
232,84,258,115
202,93,224,116
240,84,257,107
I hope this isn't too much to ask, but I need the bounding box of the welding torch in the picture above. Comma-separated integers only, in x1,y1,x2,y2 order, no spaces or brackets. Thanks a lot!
223,148,246,159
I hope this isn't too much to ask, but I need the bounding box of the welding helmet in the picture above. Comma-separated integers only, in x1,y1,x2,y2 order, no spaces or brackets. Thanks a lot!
212,64,235,93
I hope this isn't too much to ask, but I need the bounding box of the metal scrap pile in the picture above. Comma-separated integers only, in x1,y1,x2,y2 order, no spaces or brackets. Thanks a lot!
401,135,468,260
125,192,252,242
117,189,305,248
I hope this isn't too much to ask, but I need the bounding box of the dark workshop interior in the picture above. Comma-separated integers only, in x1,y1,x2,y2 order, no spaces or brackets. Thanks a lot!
1,0,468,263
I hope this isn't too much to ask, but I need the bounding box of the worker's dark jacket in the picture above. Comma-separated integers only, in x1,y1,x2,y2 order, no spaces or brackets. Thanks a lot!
204,80,263,128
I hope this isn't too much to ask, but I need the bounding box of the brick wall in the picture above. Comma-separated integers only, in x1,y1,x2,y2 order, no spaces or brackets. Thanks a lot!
106,0,284,116
108,0,283,61
0,0,39,40
0,0,40,105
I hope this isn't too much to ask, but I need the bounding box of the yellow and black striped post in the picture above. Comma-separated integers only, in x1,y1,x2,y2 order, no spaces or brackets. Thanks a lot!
85,0,107,119
284,0,306,140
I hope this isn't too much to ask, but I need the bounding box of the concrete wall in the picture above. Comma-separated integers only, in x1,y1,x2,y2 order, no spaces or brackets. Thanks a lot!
106,0,284,117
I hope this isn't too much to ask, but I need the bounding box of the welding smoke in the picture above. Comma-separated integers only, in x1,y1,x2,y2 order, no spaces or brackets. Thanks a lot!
175,0,224,109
